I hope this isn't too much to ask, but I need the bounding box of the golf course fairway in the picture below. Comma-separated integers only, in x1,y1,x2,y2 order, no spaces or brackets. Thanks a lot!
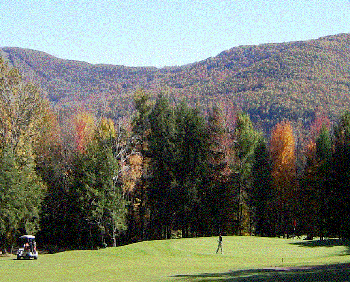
1,236,350,281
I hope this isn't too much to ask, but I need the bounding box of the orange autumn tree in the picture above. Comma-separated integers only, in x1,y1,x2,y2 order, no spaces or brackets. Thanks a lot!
73,112,96,153
34,106,62,163
269,120,296,236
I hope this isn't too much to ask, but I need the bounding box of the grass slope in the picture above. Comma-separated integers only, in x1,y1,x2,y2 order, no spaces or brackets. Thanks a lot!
0,236,349,282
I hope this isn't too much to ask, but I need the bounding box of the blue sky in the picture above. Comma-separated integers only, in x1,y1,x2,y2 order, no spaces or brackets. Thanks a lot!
1,0,349,67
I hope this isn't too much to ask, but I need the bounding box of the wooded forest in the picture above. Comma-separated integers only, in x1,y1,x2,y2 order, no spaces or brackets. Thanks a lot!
1,55,350,252
2,33,350,135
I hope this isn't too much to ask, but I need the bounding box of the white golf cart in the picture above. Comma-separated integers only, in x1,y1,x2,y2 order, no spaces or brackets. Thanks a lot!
17,235,38,260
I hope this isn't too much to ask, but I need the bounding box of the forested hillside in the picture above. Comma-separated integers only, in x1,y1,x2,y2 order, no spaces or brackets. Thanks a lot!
1,33,350,131
2,33,350,252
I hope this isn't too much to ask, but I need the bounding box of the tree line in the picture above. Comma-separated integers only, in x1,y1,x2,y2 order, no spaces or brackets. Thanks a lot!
1,58,350,251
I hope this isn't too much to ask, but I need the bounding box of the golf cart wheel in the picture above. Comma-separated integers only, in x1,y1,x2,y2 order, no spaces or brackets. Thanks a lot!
17,255,21,260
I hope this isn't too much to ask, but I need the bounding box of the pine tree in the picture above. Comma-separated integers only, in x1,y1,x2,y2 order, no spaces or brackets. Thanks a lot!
147,94,175,239
0,57,46,251
315,125,332,238
35,110,77,250
232,112,261,235
299,119,332,239
332,112,350,238
251,138,273,236
70,117,127,248
131,89,152,154
0,146,23,251
130,89,153,240
205,106,233,236
172,101,210,237
0,146,45,252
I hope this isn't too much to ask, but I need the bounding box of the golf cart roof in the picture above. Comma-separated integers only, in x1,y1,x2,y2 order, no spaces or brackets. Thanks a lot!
20,235,35,239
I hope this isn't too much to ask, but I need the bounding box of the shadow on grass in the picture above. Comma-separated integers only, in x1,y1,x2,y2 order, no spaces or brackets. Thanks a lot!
291,238,350,247
173,264,350,281
290,238,350,255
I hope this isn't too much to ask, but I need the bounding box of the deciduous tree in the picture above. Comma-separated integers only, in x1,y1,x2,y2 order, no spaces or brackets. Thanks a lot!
269,120,296,236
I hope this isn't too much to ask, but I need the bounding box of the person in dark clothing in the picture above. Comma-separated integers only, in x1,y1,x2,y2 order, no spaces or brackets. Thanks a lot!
216,234,223,254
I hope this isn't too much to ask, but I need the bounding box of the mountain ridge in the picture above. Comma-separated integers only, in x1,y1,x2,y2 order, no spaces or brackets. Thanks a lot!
1,33,350,131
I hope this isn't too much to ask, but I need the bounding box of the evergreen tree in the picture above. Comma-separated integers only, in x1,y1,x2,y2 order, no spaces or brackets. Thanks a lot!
298,122,332,239
232,112,261,235
332,112,350,238
130,89,153,241
147,94,175,239
132,89,153,153
35,109,79,250
0,57,46,251
251,138,273,236
0,146,22,251
70,118,127,248
173,101,209,237
38,152,73,250
98,118,127,247
205,106,233,236
0,146,45,252
315,125,332,238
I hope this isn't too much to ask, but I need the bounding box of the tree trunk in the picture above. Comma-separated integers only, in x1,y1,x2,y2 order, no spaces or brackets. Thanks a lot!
112,222,117,247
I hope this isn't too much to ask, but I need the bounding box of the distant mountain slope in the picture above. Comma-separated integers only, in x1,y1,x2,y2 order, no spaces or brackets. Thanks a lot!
1,33,350,130
0,46,160,104
198,33,350,125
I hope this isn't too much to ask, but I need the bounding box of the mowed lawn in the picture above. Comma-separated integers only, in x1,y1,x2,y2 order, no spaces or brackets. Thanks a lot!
1,236,350,282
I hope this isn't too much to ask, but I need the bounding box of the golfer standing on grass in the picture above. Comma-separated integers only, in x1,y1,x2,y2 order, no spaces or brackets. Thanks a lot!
216,234,223,254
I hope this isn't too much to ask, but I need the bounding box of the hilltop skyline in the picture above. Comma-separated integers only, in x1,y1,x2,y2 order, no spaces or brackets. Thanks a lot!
1,0,349,68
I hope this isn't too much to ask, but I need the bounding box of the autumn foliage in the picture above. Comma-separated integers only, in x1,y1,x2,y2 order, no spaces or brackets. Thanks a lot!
74,112,96,153
269,121,296,234
270,121,296,187
7,49,350,251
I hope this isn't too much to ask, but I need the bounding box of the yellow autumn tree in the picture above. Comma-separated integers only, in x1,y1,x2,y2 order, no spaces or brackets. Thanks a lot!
0,57,46,159
270,120,296,236
97,117,116,141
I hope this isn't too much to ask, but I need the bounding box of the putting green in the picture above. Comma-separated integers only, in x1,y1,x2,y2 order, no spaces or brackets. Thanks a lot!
0,236,349,281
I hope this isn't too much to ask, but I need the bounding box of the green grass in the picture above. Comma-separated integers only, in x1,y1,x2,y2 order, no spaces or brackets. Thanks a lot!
1,236,350,282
